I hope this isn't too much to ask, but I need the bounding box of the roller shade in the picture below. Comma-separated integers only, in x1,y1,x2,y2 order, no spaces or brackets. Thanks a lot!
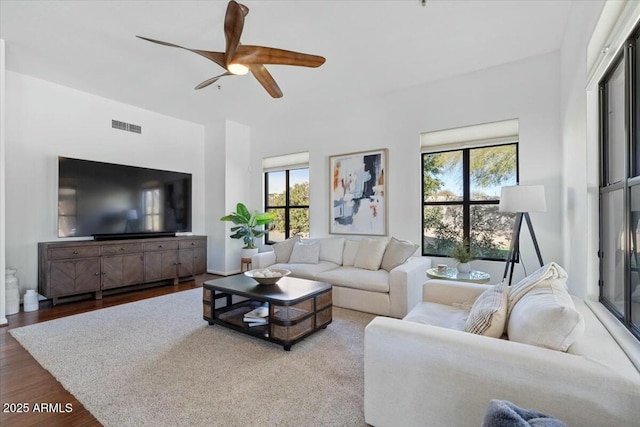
420,118,519,152
262,151,309,172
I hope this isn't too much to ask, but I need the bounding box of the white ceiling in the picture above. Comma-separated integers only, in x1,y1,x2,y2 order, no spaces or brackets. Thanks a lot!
0,0,574,126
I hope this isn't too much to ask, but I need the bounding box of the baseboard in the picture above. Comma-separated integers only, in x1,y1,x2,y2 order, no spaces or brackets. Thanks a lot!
207,269,238,276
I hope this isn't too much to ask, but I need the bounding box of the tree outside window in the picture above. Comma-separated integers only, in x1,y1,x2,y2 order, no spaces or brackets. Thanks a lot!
265,168,310,243
422,144,518,260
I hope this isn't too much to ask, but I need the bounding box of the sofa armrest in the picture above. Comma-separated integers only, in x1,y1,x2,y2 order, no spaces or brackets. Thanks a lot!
364,316,640,427
252,251,276,269
422,279,490,306
388,256,431,318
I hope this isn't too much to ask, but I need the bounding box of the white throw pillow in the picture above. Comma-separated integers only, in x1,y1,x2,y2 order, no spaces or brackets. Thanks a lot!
508,262,568,316
381,237,418,272
319,238,345,265
464,283,508,338
272,236,301,263
353,238,388,271
342,240,360,266
288,241,320,264
508,279,584,352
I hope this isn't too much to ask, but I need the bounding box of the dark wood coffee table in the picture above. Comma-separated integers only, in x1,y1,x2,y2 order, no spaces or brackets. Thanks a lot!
202,275,332,351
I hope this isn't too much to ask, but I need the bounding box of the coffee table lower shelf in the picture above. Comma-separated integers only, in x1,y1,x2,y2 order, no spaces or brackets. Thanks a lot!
202,284,332,351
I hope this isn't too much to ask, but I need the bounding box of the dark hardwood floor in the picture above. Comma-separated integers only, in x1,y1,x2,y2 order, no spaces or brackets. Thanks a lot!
0,274,220,427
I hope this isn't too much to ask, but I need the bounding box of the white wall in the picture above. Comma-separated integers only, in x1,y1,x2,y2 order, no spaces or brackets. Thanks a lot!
250,52,563,287
4,72,206,295
204,119,252,275
560,0,605,299
1,39,7,325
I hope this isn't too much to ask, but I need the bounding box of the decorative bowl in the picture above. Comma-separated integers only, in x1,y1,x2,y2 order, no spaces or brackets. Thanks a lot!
244,268,291,285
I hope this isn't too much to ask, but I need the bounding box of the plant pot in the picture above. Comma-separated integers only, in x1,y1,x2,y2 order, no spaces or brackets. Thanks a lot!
241,248,259,260
457,262,471,274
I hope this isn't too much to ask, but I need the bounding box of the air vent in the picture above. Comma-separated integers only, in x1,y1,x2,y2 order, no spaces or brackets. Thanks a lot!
112,120,142,134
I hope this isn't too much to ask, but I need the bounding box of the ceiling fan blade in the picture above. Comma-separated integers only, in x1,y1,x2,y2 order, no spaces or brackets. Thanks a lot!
249,65,283,98
194,72,231,90
233,45,326,68
224,0,246,65
136,35,227,69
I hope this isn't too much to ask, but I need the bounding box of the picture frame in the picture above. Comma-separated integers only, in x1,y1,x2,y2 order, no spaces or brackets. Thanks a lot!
329,148,388,235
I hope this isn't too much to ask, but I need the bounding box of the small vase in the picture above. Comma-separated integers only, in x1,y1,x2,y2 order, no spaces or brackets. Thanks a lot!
23,290,40,312
5,268,20,315
457,262,471,274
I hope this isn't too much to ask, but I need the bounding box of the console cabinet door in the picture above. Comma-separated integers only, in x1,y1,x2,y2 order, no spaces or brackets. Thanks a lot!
178,249,194,277
49,258,100,296
102,254,144,290
193,247,207,275
144,251,178,282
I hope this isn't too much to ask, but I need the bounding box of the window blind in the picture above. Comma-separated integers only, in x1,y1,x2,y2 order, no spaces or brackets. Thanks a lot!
420,118,519,152
262,151,309,172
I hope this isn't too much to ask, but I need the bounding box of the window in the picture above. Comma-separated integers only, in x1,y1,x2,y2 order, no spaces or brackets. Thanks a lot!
263,152,310,243
598,28,640,339
421,120,519,261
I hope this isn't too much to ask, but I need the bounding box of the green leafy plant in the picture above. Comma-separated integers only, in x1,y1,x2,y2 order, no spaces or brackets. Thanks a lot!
220,203,276,249
451,239,474,264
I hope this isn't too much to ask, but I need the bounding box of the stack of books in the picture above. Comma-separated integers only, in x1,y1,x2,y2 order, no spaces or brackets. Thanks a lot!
243,304,269,327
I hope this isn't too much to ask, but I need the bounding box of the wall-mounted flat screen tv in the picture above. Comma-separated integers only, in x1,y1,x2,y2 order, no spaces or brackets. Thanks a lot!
58,157,192,239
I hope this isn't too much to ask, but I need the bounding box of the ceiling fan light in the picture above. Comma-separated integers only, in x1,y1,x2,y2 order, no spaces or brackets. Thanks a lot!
228,63,249,75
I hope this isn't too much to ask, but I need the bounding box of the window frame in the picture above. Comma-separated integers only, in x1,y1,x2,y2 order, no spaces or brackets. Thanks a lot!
264,167,310,244
421,142,519,261
598,29,640,340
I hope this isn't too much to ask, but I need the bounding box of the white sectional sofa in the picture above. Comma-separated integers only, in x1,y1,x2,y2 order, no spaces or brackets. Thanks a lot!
364,264,640,427
252,236,431,318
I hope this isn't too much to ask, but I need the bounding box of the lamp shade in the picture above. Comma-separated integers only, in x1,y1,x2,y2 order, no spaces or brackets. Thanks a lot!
499,185,546,213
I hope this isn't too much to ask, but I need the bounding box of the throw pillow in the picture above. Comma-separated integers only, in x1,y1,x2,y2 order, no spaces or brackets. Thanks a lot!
288,241,320,264
507,280,584,351
319,238,346,265
464,283,508,338
508,262,568,316
381,237,418,272
272,236,301,264
353,238,389,271
342,240,360,266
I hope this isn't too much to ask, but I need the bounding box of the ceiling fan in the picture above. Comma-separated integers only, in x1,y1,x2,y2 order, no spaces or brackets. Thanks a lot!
137,0,325,98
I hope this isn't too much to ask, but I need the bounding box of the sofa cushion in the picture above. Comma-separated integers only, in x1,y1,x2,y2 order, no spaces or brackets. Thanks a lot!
288,241,320,264
508,262,568,316
272,236,301,264
271,261,339,281
508,279,584,352
319,238,345,265
381,237,418,272
464,283,508,338
354,238,388,271
316,266,390,293
403,301,469,330
342,240,360,266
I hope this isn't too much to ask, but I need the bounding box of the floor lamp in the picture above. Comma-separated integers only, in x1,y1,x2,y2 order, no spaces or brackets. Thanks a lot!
499,185,546,285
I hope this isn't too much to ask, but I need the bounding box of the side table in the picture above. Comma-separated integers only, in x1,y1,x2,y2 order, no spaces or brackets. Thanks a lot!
426,267,491,284
240,257,252,273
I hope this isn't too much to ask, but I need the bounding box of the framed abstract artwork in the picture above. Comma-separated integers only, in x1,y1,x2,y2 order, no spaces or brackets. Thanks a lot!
329,148,388,235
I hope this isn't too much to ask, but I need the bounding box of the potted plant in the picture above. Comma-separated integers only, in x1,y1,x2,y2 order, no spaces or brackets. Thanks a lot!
220,203,276,258
451,239,474,274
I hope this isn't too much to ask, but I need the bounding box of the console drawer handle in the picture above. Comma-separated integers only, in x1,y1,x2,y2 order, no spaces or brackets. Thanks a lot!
72,250,79,255
158,245,163,248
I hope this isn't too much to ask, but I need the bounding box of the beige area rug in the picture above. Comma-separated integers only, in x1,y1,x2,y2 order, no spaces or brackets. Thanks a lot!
10,289,375,426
